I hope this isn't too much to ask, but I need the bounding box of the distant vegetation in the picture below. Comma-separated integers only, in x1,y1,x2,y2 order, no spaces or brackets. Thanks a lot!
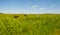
0,13,3,14
0,14,60,35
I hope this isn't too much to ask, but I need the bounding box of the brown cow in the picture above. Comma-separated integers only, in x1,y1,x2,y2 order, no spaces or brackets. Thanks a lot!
14,15,19,18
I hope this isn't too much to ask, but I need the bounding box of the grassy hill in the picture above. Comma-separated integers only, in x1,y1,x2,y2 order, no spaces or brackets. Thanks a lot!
0,14,60,35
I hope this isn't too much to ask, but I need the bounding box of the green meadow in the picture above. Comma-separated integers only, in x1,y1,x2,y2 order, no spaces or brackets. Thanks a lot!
0,14,60,35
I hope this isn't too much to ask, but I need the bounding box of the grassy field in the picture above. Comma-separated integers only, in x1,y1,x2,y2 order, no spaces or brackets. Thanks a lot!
0,14,60,35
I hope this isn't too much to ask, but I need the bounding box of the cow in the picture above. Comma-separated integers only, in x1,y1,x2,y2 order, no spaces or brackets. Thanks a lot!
14,15,19,18
24,14,27,17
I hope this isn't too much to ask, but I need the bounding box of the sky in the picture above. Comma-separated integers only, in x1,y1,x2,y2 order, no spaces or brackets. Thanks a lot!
0,0,60,14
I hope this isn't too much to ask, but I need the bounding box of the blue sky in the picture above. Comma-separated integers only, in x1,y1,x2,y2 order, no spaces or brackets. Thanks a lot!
0,0,60,14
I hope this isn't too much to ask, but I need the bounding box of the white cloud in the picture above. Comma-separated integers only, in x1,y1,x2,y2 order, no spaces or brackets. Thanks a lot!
32,5,38,8
50,10,54,13
40,8,44,10
51,4,56,7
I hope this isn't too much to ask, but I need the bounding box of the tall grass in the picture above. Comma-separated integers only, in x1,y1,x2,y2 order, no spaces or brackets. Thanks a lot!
0,14,60,35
